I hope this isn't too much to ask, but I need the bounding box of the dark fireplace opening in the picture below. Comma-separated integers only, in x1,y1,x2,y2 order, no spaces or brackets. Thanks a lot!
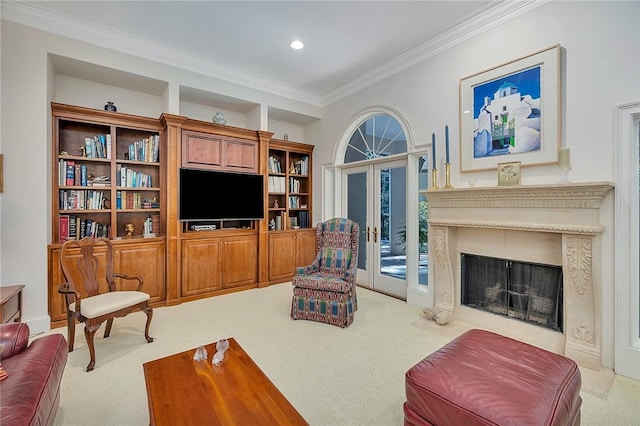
461,253,563,332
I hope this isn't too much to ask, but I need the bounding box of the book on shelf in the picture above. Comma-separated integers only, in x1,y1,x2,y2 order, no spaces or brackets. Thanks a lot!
151,213,160,235
74,164,81,186
106,134,112,159
68,215,77,240
299,211,309,228
268,176,286,192
65,161,75,186
268,155,282,173
59,215,70,241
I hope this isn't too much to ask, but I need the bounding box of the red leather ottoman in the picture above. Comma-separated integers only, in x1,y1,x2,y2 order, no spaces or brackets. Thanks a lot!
404,329,582,426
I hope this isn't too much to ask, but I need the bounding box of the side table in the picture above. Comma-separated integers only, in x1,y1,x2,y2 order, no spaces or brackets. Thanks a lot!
1,285,25,323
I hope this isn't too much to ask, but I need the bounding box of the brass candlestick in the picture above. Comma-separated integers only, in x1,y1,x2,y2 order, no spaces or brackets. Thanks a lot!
430,168,440,190
444,162,453,189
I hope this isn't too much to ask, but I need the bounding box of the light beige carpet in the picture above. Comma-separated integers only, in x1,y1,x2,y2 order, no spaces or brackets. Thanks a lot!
37,283,640,425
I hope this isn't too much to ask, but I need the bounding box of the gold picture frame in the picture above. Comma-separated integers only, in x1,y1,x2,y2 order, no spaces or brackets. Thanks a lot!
459,44,561,172
497,161,521,186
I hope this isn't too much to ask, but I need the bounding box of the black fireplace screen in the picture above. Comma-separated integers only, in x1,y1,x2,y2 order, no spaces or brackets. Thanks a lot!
461,253,563,332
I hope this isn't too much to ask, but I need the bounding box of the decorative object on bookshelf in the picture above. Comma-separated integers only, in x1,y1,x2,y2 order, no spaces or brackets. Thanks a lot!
283,133,289,141
124,223,135,238
273,199,279,208
104,101,117,112
212,112,226,125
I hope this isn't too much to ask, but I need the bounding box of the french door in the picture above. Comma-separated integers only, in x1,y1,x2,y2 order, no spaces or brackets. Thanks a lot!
343,159,407,299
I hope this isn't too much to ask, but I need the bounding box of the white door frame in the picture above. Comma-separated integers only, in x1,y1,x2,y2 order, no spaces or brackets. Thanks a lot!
614,101,640,381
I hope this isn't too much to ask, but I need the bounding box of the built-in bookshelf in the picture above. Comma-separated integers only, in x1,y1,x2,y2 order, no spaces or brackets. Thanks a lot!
51,103,164,242
267,139,313,231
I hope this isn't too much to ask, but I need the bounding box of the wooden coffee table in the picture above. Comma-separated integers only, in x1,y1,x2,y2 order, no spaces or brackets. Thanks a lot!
143,337,308,426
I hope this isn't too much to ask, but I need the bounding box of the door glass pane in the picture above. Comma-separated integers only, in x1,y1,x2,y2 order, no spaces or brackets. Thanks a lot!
380,166,406,279
419,156,429,286
345,114,407,163
347,172,367,270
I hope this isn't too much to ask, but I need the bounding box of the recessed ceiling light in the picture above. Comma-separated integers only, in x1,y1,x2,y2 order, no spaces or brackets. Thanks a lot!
290,40,304,50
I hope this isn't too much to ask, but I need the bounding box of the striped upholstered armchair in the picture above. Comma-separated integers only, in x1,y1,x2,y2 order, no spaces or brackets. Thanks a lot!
291,217,359,328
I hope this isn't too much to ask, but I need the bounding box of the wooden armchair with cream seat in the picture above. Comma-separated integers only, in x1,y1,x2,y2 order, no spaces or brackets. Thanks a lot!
58,237,153,371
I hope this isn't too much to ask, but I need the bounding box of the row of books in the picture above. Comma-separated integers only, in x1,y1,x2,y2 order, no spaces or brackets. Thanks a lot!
84,135,111,159
289,196,302,208
116,192,159,210
268,155,283,173
268,175,286,192
126,135,160,163
59,215,110,241
59,160,112,187
291,156,309,175
296,211,310,228
118,166,153,188
60,190,109,211
289,177,306,193
142,214,161,235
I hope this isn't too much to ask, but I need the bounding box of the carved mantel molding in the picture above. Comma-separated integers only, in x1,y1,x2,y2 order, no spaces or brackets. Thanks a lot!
424,182,614,371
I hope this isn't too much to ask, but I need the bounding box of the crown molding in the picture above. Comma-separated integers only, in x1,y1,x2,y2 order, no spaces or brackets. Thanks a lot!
321,0,550,106
1,1,322,106
2,0,549,108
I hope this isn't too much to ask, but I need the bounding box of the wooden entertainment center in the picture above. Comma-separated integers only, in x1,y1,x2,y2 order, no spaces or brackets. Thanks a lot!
47,103,316,327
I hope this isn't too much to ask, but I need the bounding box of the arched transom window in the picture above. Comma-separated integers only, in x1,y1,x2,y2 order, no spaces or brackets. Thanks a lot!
344,114,407,163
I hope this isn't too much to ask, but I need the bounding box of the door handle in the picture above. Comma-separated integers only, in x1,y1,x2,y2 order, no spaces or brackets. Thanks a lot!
374,227,378,243
366,226,370,242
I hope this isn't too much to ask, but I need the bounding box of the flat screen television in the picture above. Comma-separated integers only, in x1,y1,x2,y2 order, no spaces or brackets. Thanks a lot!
179,168,264,221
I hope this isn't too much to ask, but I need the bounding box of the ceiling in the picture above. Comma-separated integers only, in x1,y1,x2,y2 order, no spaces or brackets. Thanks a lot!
3,1,540,105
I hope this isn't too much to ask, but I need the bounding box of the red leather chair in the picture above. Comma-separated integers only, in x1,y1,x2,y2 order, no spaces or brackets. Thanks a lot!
0,323,68,426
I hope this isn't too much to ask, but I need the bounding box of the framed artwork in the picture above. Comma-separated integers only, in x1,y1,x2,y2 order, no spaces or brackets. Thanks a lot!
459,44,561,172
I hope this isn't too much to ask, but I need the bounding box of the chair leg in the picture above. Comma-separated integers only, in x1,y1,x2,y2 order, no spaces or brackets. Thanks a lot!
143,305,154,343
67,312,76,352
104,318,114,338
84,323,101,372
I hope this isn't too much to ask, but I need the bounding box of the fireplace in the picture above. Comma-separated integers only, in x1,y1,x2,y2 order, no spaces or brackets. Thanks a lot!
460,254,563,332
424,182,613,370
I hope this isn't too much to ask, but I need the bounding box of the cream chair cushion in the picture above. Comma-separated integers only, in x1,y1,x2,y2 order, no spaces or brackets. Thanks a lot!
69,291,151,318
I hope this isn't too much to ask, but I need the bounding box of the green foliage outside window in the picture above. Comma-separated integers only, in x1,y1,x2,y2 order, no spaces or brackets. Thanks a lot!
397,200,429,251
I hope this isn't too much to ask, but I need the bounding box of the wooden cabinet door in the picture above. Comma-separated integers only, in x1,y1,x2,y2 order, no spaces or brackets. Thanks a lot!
222,235,258,288
181,131,258,173
48,247,70,323
223,138,258,173
295,229,318,269
181,238,223,296
182,131,223,169
268,232,296,281
113,240,166,302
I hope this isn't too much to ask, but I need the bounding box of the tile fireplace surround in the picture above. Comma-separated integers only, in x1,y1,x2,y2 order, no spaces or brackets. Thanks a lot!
425,182,614,371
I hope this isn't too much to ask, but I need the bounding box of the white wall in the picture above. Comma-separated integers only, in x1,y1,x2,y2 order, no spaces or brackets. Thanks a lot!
307,1,640,369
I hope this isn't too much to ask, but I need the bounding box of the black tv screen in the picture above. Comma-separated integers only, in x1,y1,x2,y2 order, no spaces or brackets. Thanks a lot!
180,168,264,221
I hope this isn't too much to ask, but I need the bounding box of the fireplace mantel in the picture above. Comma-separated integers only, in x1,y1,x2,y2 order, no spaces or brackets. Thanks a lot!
424,182,614,370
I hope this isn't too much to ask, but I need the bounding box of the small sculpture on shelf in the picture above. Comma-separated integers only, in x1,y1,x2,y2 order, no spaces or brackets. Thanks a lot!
104,101,117,112
273,199,279,209
124,223,135,238
212,112,226,125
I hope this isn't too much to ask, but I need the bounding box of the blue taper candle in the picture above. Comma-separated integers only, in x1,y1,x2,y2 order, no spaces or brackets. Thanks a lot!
445,125,450,163
432,133,436,169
